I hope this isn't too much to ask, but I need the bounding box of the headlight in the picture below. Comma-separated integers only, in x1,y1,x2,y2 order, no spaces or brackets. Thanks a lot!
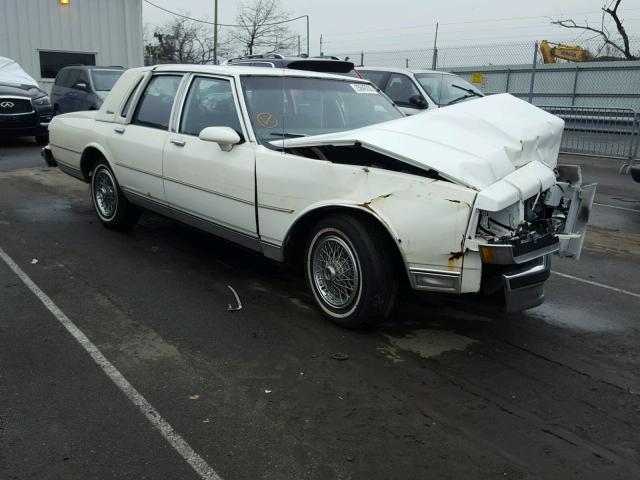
34,96,51,106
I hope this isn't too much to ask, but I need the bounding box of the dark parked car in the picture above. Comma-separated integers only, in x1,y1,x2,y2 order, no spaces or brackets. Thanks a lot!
0,57,52,144
225,54,360,77
51,65,124,115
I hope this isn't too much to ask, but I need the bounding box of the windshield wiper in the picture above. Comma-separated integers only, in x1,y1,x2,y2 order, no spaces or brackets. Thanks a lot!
269,132,307,138
446,84,484,106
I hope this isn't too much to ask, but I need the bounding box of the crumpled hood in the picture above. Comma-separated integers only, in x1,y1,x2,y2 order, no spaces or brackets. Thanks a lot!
273,93,564,190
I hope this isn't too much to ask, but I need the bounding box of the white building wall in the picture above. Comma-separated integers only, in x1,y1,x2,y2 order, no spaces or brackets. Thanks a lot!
0,0,143,92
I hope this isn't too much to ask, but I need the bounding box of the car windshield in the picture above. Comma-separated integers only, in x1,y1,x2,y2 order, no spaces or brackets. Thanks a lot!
91,70,124,91
415,73,484,106
240,76,403,143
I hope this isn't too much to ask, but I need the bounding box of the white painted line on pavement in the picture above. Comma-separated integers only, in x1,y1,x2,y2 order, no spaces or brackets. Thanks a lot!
0,246,222,480
594,202,640,213
552,270,640,299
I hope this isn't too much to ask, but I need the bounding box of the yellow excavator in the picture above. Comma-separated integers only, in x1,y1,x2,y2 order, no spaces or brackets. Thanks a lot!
539,40,593,63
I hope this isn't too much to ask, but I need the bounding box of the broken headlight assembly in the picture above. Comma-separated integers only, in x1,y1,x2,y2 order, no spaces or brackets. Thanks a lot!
478,165,596,264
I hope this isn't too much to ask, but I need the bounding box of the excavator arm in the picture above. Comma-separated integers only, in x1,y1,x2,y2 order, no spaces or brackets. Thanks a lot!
540,40,593,63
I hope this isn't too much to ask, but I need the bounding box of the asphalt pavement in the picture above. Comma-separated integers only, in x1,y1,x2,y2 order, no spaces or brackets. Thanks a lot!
1,138,639,480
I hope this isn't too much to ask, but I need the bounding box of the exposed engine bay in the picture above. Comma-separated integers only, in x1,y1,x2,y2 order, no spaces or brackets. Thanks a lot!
475,165,597,263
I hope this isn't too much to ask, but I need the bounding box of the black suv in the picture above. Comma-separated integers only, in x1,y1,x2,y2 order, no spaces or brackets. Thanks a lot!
51,66,124,115
225,54,360,77
0,82,52,144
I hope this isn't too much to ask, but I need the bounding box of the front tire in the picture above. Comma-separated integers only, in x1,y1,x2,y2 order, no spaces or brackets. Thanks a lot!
91,160,139,230
304,214,397,329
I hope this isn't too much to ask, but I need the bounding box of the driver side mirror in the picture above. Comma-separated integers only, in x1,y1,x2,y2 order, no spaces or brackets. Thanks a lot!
409,94,428,109
199,126,241,152
73,81,88,91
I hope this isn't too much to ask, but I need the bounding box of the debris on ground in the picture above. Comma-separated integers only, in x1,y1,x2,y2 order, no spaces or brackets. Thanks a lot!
331,353,349,361
189,394,200,400
30,258,38,264
264,389,272,394
202,418,211,424
227,285,242,311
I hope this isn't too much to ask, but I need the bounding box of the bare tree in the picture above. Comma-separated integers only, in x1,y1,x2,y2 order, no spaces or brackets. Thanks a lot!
231,0,296,55
551,0,637,60
145,17,233,64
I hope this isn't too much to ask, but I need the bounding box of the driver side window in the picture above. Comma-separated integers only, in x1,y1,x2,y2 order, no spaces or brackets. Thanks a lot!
384,73,421,107
179,76,242,137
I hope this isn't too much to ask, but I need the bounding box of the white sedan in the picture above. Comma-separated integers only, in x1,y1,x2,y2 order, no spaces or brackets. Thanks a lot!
44,65,595,328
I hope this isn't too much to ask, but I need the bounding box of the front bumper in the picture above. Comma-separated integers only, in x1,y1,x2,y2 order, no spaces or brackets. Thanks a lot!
501,255,551,312
0,112,50,138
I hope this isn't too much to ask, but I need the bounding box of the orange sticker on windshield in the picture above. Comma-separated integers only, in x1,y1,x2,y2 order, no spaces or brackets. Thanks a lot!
256,112,278,129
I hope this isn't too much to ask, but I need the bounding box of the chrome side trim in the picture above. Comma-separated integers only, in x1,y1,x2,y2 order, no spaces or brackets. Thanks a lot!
261,241,284,262
409,267,461,293
257,203,295,213
123,189,263,254
57,162,84,181
50,143,82,155
163,176,254,206
114,162,163,179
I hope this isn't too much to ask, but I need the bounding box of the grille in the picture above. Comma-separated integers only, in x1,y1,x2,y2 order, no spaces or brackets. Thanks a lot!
0,98,34,115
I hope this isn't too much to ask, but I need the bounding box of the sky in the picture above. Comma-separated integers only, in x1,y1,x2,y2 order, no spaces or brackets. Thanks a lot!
142,0,640,55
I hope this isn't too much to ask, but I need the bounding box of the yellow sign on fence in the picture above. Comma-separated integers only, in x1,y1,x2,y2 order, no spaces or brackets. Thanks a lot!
470,72,485,85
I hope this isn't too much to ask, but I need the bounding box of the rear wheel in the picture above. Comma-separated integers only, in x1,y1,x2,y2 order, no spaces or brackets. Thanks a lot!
304,214,397,329
91,160,139,230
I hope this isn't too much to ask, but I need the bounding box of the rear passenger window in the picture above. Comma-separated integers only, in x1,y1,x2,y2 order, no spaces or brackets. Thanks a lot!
121,77,144,118
132,75,182,130
180,77,242,136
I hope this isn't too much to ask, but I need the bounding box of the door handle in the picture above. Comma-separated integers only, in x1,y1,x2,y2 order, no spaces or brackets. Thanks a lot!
170,139,186,147
114,126,125,134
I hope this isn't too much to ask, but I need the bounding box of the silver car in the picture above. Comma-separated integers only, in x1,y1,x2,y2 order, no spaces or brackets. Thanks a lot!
358,67,484,115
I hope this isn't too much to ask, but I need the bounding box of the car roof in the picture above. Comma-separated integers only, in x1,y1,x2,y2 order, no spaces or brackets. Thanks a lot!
150,64,367,82
59,65,124,71
357,66,454,75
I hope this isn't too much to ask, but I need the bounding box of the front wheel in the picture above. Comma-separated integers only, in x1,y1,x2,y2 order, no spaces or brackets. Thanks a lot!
304,214,397,329
91,160,139,230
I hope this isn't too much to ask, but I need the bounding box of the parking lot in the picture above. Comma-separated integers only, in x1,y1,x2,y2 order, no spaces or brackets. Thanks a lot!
1,137,639,479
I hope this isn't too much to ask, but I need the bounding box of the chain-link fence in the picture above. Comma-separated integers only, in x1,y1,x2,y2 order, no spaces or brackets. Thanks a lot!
327,37,640,160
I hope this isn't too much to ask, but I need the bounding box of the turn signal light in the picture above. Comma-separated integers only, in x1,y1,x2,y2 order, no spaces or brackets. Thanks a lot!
479,244,514,264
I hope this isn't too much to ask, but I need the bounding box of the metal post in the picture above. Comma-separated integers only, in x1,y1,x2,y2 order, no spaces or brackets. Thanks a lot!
571,66,579,106
360,51,364,67
431,22,439,70
505,68,511,93
305,15,310,56
528,41,538,103
213,0,218,64
405,58,409,68
297,35,301,56
632,111,640,161
319,34,323,57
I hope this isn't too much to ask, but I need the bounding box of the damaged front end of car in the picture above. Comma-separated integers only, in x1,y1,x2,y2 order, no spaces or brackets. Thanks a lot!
472,165,596,311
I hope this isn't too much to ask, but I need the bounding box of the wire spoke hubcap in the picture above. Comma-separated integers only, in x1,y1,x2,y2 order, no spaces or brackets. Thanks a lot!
312,234,360,309
94,169,117,219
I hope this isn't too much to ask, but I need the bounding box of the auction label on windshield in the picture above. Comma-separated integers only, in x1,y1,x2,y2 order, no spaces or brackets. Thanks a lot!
350,83,378,94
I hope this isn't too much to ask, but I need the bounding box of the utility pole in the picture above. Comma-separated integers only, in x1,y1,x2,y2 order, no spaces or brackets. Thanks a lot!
431,22,438,70
306,15,310,56
319,34,323,57
297,35,301,56
213,0,218,64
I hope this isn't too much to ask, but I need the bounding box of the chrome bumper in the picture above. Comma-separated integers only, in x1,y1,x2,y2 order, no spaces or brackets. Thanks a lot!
502,255,551,312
